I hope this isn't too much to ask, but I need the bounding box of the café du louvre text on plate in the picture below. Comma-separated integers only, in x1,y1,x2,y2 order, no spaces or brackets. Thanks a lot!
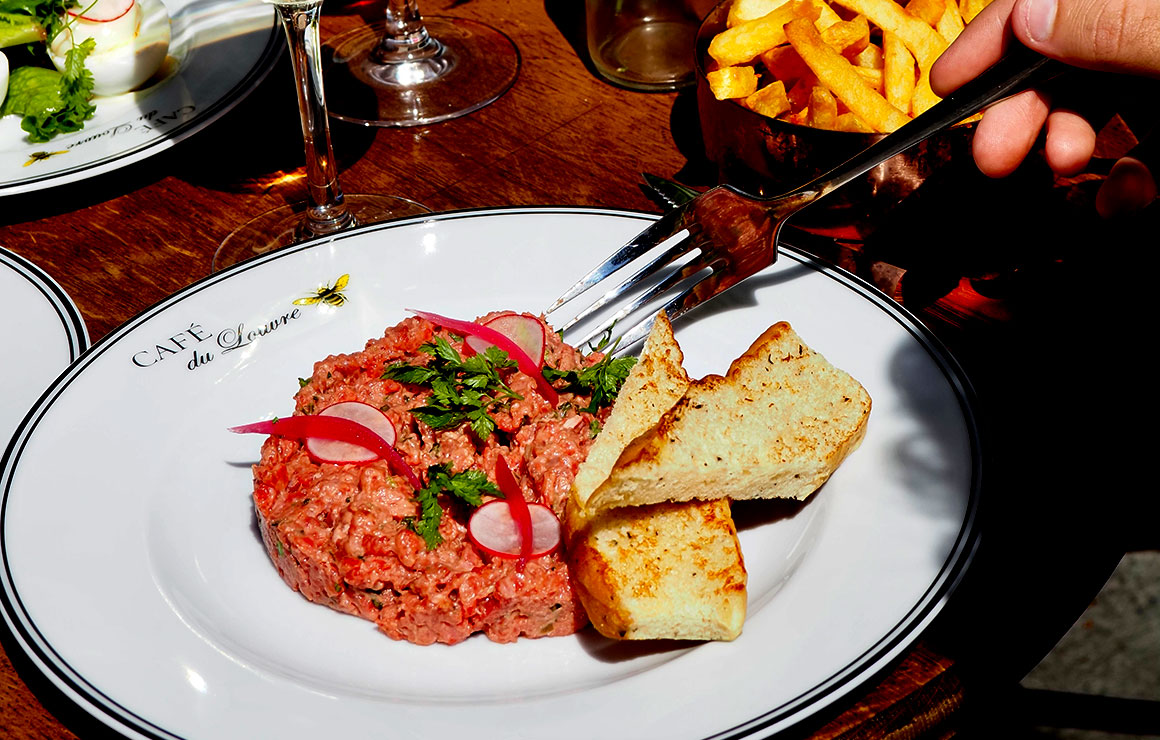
0,0,279,196
0,208,980,740
0,246,87,446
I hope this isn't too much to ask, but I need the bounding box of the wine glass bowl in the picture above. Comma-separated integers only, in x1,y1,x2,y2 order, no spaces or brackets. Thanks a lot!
322,2,519,127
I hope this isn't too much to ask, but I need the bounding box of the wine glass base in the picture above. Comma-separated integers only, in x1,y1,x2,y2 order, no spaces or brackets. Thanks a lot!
324,17,520,127
213,194,430,271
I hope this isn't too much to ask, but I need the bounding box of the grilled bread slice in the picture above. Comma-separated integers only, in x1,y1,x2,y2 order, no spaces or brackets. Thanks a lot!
566,498,746,641
582,321,871,514
570,312,691,503
565,314,747,641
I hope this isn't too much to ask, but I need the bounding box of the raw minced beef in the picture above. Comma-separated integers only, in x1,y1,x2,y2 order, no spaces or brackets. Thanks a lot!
251,313,614,645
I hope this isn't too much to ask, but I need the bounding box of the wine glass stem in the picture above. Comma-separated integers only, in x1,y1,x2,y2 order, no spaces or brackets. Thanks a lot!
276,0,354,236
375,0,439,63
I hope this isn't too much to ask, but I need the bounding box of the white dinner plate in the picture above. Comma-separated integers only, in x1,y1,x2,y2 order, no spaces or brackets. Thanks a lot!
0,247,88,452
0,208,980,740
0,0,279,196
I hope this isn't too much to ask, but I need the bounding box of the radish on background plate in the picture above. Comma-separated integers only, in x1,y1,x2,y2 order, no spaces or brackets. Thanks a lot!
67,0,136,23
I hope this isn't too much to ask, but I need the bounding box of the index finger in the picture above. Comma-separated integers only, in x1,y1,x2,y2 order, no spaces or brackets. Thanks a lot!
929,0,1017,95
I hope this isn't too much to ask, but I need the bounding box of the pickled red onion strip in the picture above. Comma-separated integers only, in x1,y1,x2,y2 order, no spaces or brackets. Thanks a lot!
230,415,421,490
494,456,535,566
408,309,559,406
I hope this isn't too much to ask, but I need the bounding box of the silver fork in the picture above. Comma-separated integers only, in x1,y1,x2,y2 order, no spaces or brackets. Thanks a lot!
546,43,1059,350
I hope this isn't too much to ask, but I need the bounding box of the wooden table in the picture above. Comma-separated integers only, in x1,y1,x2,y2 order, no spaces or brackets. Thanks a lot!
2,0,1156,736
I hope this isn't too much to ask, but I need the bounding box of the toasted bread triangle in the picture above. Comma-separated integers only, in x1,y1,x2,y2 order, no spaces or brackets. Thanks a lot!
569,312,690,517
564,314,747,641
584,321,871,514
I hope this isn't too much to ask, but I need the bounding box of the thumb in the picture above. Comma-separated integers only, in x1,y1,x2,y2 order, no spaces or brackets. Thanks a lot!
1010,0,1160,77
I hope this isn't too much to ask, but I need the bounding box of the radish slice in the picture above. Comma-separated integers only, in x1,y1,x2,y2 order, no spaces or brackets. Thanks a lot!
492,456,536,566
68,0,135,22
230,415,421,490
468,501,561,560
305,402,396,464
465,313,547,367
408,309,559,406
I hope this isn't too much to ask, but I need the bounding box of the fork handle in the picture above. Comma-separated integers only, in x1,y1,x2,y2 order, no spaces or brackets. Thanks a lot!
782,42,1062,204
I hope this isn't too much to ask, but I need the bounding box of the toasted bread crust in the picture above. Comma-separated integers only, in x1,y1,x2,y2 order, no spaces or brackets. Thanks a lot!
569,312,689,516
585,322,871,513
565,314,747,641
566,499,746,641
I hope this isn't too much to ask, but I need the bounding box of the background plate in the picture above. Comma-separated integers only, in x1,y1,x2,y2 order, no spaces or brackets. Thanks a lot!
0,0,279,196
0,247,88,449
0,208,980,740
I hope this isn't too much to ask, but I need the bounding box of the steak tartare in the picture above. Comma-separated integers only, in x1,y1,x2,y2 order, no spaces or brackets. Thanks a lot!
250,312,630,645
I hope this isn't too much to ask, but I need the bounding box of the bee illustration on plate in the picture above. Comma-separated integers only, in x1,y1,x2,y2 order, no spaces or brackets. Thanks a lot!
24,150,69,167
294,274,350,307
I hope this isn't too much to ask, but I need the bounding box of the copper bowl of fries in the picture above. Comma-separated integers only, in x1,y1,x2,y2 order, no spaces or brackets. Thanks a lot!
695,0,980,234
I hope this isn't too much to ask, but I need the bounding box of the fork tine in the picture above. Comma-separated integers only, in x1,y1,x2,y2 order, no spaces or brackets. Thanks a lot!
573,250,714,348
555,234,695,334
543,205,690,316
587,269,716,352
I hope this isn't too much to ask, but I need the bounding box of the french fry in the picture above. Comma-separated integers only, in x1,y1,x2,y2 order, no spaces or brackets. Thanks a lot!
708,0,980,130
792,0,823,20
759,44,811,83
829,0,948,68
834,112,876,132
853,65,885,93
882,31,916,114
786,75,817,111
707,66,761,99
744,80,793,117
807,85,839,128
791,0,845,27
911,70,941,115
936,0,965,42
784,17,911,132
821,14,871,56
849,41,884,68
727,0,792,26
958,0,991,22
709,3,804,65
905,0,945,26
784,107,811,125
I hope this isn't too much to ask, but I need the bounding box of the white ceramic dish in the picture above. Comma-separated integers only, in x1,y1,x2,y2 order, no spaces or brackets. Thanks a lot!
0,0,278,196
0,247,88,450
0,207,980,739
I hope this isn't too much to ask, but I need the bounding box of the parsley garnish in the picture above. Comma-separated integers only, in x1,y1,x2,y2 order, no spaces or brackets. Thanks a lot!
383,337,522,439
542,348,636,413
406,464,500,549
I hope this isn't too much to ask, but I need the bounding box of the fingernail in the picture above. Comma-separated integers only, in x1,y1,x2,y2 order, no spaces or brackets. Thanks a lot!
1025,0,1057,42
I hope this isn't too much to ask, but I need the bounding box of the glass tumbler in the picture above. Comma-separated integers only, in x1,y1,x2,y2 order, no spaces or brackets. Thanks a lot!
584,0,701,91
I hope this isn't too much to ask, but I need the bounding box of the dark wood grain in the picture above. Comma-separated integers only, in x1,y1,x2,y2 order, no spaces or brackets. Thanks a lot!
1,0,1155,737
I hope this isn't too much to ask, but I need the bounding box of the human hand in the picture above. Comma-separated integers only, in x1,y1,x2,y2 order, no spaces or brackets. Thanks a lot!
929,0,1159,216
